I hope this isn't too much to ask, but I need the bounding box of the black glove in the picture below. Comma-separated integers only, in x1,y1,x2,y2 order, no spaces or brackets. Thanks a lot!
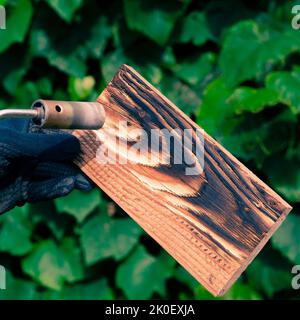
0,118,93,215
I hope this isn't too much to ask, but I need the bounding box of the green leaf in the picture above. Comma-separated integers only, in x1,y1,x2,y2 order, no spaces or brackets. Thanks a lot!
176,268,261,300
223,282,262,300
0,0,33,53
194,285,220,300
176,11,214,46
3,68,27,95
0,49,31,94
246,257,291,297
220,20,300,87
68,76,95,100
171,52,216,86
22,240,67,290
60,237,85,283
123,0,188,45
272,215,300,265
80,213,143,265
36,77,53,96
161,46,177,69
174,266,198,289
14,81,40,105
0,270,36,300
158,74,201,116
29,202,72,240
227,87,279,114
85,16,112,59
42,278,114,300
45,0,83,23
197,77,237,139
0,206,32,256
55,189,100,223
30,29,86,77
175,267,219,300
266,69,300,114
101,50,128,83
196,77,284,165
133,63,163,86
116,245,176,299
264,155,300,202
22,238,84,290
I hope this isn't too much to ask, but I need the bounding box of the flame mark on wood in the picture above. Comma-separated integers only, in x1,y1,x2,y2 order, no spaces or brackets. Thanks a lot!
74,65,292,296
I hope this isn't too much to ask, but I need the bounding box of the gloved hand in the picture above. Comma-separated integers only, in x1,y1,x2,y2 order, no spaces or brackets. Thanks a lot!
0,118,93,215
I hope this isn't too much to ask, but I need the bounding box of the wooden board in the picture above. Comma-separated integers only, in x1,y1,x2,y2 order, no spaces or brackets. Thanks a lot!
73,64,292,296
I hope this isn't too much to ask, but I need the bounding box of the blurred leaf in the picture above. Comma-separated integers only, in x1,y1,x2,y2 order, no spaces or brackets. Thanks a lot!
55,189,100,224
123,0,188,45
22,240,66,290
36,77,53,96
3,68,27,95
264,155,300,202
220,20,300,87
175,266,198,289
176,268,261,300
205,0,253,37
197,77,237,139
0,206,32,256
194,285,220,300
158,74,201,116
80,213,143,265
0,48,30,93
161,46,177,69
247,257,291,297
42,278,114,300
176,11,214,45
227,87,279,113
101,50,128,83
266,69,300,114
116,245,176,299
171,52,216,86
45,0,83,23
0,0,33,53
60,237,84,283
30,29,86,77
175,267,219,300
29,202,72,240
223,282,262,300
22,238,84,290
272,215,300,265
86,16,112,59
68,76,95,100
134,63,163,86
196,77,290,165
0,271,36,300
14,81,40,105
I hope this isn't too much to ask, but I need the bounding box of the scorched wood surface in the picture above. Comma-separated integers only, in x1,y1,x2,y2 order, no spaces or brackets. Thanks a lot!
73,64,292,296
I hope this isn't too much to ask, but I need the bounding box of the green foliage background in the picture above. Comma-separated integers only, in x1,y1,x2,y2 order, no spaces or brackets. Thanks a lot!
0,0,299,300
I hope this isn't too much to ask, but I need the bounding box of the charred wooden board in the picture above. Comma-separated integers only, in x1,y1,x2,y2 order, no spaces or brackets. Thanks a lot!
73,65,292,296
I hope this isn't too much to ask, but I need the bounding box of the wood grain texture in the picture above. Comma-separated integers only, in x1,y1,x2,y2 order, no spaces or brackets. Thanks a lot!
73,65,292,296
